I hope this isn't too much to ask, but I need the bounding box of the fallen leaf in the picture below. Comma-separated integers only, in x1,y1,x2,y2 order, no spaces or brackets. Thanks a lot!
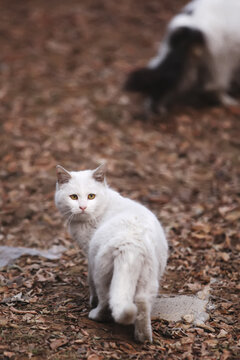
225,209,240,222
50,337,68,350
195,323,215,332
218,252,230,262
217,329,228,338
186,283,202,292
10,307,37,315
3,352,15,359
0,317,8,326
87,354,103,360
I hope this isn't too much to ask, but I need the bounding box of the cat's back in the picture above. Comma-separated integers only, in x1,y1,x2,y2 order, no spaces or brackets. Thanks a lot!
104,189,159,225
167,0,240,60
195,0,240,34
93,189,167,252
170,0,240,37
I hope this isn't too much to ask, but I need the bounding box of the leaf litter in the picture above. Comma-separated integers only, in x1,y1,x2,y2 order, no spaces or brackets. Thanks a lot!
0,0,239,359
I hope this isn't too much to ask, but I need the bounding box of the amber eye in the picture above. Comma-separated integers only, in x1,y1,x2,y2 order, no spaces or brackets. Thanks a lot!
88,193,96,200
70,194,78,200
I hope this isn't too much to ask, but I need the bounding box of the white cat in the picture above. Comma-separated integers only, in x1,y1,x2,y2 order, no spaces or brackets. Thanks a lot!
55,164,168,342
125,0,240,112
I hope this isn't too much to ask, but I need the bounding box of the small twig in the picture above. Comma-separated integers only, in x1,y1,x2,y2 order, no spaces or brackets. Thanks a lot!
10,306,38,315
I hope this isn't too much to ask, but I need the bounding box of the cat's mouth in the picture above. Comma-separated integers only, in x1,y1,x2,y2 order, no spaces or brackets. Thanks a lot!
77,211,89,218
69,210,92,222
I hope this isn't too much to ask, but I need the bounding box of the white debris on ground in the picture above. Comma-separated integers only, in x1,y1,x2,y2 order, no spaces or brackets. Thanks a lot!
152,283,212,324
0,245,67,268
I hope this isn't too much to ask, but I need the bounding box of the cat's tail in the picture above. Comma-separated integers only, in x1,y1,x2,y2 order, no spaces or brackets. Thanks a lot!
109,247,143,325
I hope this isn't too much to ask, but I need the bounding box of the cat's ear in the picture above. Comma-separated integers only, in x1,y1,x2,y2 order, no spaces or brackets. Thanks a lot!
56,165,71,185
93,163,106,183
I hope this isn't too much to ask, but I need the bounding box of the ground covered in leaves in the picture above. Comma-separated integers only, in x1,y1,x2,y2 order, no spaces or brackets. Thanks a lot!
0,0,239,359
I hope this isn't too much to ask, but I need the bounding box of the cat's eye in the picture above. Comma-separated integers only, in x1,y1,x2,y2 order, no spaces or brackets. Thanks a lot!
70,194,78,200
88,193,96,200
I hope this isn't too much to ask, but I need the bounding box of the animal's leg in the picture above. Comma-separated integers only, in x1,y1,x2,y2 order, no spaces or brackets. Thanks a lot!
134,297,152,343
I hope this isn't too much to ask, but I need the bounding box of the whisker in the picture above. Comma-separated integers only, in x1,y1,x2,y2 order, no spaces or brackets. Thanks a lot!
62,209,72,217
91,214,98,226
67,213,75,226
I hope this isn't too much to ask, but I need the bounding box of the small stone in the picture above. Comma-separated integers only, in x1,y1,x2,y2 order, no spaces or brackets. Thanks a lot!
182,314,194,323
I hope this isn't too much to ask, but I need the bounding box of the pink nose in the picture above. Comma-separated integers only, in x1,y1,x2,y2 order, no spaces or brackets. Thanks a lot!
80,206,87,211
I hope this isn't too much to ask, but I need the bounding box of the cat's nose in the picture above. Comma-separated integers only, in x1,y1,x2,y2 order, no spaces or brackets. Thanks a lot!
80,206,87,211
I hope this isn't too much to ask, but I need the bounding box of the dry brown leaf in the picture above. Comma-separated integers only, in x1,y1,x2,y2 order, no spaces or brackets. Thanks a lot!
87,354,103,360
217,329,228,338
0,0,239,359
10,307,37,315
218,252,230,262
50,337,68,350
0,317,8,326
186,283,202,292
224,209,240,222
3,352,15,359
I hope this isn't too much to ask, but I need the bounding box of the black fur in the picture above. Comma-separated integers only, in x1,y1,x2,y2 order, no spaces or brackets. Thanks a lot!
169,26,204,48
125,27,205,111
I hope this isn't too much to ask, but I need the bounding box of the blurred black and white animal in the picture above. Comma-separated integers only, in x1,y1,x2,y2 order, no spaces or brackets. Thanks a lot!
125,0,240,112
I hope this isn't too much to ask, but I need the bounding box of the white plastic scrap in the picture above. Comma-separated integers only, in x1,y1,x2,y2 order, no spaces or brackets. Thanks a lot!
0,245,66,268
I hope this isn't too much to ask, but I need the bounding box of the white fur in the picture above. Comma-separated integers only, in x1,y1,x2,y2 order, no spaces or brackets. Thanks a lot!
55,167,168,342
149,0,240,104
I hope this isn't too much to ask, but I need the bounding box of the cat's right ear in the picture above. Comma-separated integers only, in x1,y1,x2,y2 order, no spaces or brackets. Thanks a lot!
56,165,71,185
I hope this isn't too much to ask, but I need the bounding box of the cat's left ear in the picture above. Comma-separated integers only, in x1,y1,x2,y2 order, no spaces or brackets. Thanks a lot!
56,165,71,185
93,163,106,183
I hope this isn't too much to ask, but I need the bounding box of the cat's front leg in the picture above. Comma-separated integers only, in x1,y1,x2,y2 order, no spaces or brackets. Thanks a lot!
88,283,112,322
134,300,152,343
89,293,98,309
89,281,98,309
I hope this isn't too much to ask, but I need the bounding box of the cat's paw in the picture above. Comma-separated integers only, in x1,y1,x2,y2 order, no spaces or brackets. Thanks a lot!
89,306,113,322
112,303,137,325
134,325,153,343
89,307,101,321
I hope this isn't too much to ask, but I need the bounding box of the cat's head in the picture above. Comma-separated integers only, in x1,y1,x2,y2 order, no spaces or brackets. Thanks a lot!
55,164,108,222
